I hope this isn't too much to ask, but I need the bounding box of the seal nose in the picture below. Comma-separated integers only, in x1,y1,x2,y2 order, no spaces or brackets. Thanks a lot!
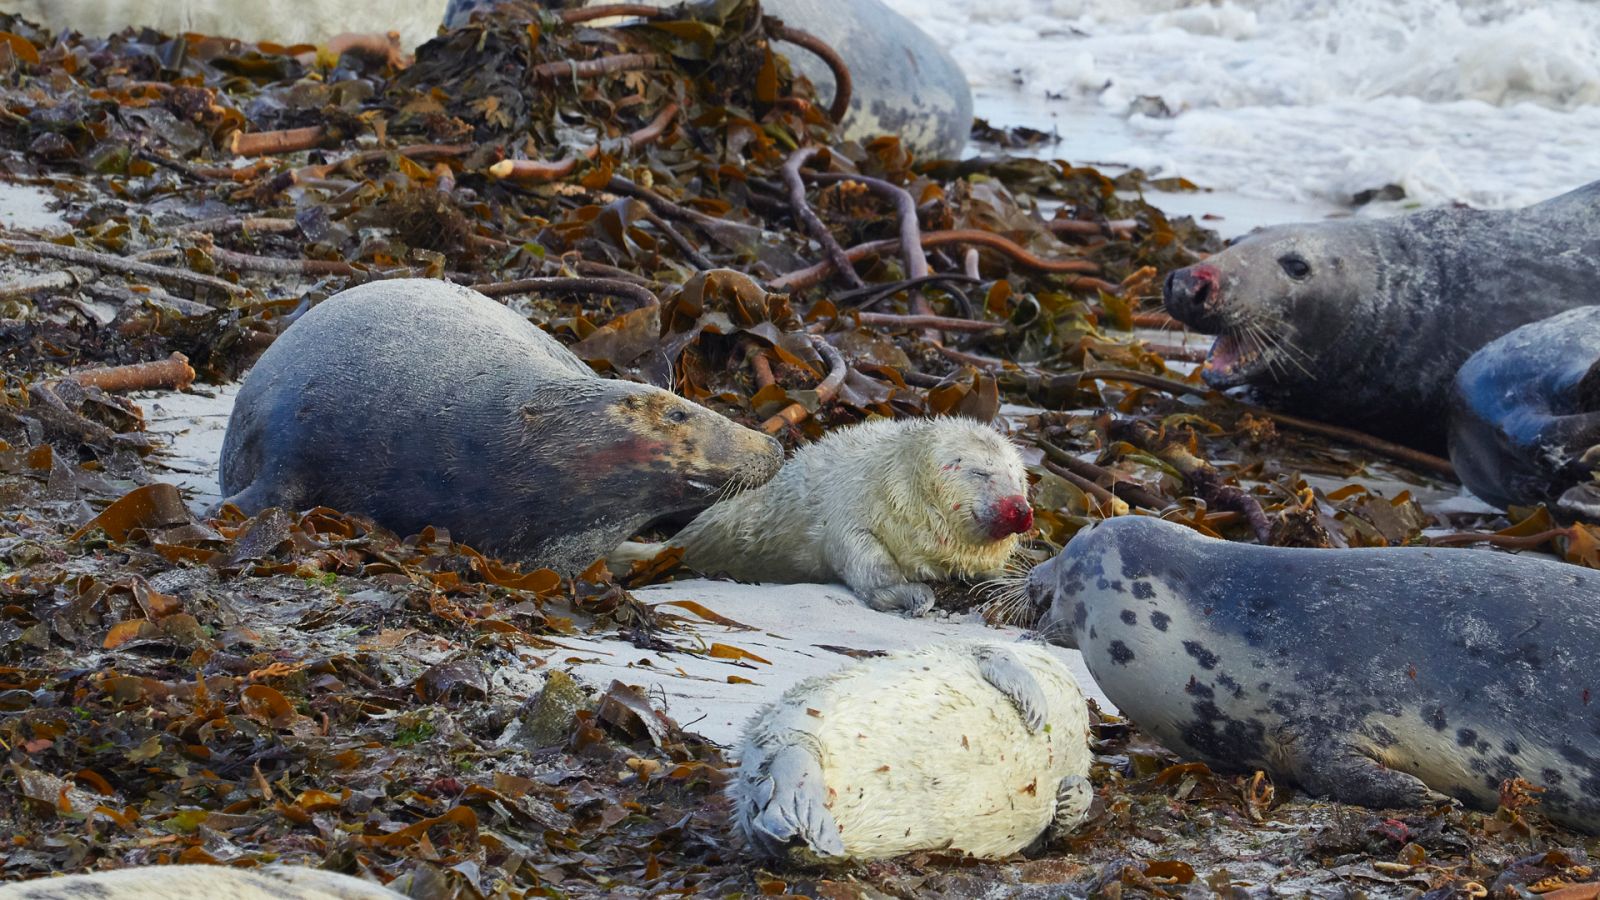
990,495,1034,539
1163,265,1222,328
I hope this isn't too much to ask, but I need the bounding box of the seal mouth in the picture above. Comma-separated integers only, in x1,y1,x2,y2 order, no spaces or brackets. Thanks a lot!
1203,331,1272,387
686,478,717,495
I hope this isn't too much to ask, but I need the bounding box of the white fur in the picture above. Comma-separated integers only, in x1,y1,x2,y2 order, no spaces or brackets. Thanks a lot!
1,0,448,49
613,417,1030,614
0,864,403,899
728,641,1092,860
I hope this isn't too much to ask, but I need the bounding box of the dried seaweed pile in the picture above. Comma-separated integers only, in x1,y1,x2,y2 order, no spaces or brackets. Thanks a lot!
0,1,1597,896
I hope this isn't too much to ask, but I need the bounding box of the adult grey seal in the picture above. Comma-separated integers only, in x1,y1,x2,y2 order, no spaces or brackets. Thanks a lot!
1449,306,1600,516
0,864,403,899
1026,515,1600,833
1162,180,1600,448
219,279,782,575
729,641,1092,860
444,0,973,159
610,416,1033,616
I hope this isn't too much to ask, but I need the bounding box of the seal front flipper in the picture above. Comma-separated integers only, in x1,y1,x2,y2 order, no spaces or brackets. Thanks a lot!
1048,775,1094,840
1295,736,1450,810
747,742,845,857
835,530,936,616
972,644,1048,731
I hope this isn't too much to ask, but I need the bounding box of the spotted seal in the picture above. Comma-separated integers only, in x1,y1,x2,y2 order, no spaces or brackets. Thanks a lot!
729,641,1093,860
1163,180,1600,448
610,416,1033,616
219,279,782,575
0,864,403,899
1027,515,1600,832
1449,306,1600,517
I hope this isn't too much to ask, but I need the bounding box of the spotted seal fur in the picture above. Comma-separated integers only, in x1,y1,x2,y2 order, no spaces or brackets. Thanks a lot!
1449,306,1600,517
1027,515,1600,832
1163,180,1600,448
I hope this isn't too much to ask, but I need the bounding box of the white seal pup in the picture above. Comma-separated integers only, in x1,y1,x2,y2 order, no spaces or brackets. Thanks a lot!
1027,515,1600,833
1,0,447,50
1163,179,1600,449
728,641,1093,860
610,417,1034,616
219,279,782,575
0,864,403,899
1449,306,1600,516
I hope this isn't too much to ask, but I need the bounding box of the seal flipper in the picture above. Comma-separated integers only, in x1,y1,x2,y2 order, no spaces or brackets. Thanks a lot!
973,645,1047,731
1048,775,1094,841
1295,737,1450,810
746,743,846,858
834,530,936,616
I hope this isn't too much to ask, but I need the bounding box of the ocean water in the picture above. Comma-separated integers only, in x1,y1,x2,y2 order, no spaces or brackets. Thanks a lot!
884,0,1600,232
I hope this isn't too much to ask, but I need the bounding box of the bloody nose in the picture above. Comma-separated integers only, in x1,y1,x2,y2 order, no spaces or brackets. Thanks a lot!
1163,264,1222,328
991,495,1034,539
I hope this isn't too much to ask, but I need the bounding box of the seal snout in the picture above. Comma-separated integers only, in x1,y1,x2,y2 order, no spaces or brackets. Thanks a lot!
1163,264,1224,331
987,494,1034,539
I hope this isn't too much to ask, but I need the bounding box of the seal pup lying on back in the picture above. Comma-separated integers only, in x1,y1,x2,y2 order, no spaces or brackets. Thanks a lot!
0,864,402,899
610,417,1033,616
1027,515,1600,833
729,641,1092,861
1450,306,1600,517
220,279,782,575
1163,180,1600,448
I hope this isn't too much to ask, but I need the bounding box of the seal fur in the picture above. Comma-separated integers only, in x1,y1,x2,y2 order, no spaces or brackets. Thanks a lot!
219,279,783,575
1449,306,1600,516
728,641,1093,860
1028,515,1600,833
610,417,1033,615
0,864,403,899
1163,180,1600,448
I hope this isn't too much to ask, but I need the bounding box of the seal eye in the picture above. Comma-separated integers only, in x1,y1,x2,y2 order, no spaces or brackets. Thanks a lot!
1278,254,1312,281
969,469,992,480
665,408,690,424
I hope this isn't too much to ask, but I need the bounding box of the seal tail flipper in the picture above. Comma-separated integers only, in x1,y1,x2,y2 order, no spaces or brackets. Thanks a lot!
1295,737,1452,810
743,743,845,858
972,645,1048,732
1048,774,1095,841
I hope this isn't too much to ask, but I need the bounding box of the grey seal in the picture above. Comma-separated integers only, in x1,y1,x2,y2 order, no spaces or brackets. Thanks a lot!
1449,306,1600,516
0,864,403,899
219,279,782,575
444,0,974,159
1162,180,1600,448
1026,515,1600,833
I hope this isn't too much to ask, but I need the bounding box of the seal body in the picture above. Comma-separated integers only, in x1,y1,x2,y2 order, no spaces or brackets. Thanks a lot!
444,0,973,158
1028,515,1600,833
1163,180,1600,448
0,864,403,899
1449,306,1600,516
219,279,782,575
611,417,1033,615
1,0,447,48
729,641,1093,860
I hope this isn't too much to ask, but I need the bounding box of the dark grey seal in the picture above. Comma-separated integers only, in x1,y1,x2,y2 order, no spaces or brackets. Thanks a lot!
219,279,782,574
1163,180,1600,449
1026,515,1600,833
444,0,973,158
1450,306,1600,517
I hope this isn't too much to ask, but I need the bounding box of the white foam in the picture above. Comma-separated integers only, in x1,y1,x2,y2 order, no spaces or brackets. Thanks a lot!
888,0,1600,218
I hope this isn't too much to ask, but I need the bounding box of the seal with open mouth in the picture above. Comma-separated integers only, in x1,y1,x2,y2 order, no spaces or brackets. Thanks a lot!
1027,515,1600,833
1450,305,1600,516
1163,180,1600,448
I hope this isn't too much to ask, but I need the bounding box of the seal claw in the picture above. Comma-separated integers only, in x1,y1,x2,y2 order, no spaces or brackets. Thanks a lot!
974,645,1049,732
1049,774,1095,839
1298,737,1443,811
750,744,845,857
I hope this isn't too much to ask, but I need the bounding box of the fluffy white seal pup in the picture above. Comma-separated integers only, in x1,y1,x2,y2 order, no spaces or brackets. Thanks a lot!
611,417,1034,616
728,641,1093,861
0,864,403,899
